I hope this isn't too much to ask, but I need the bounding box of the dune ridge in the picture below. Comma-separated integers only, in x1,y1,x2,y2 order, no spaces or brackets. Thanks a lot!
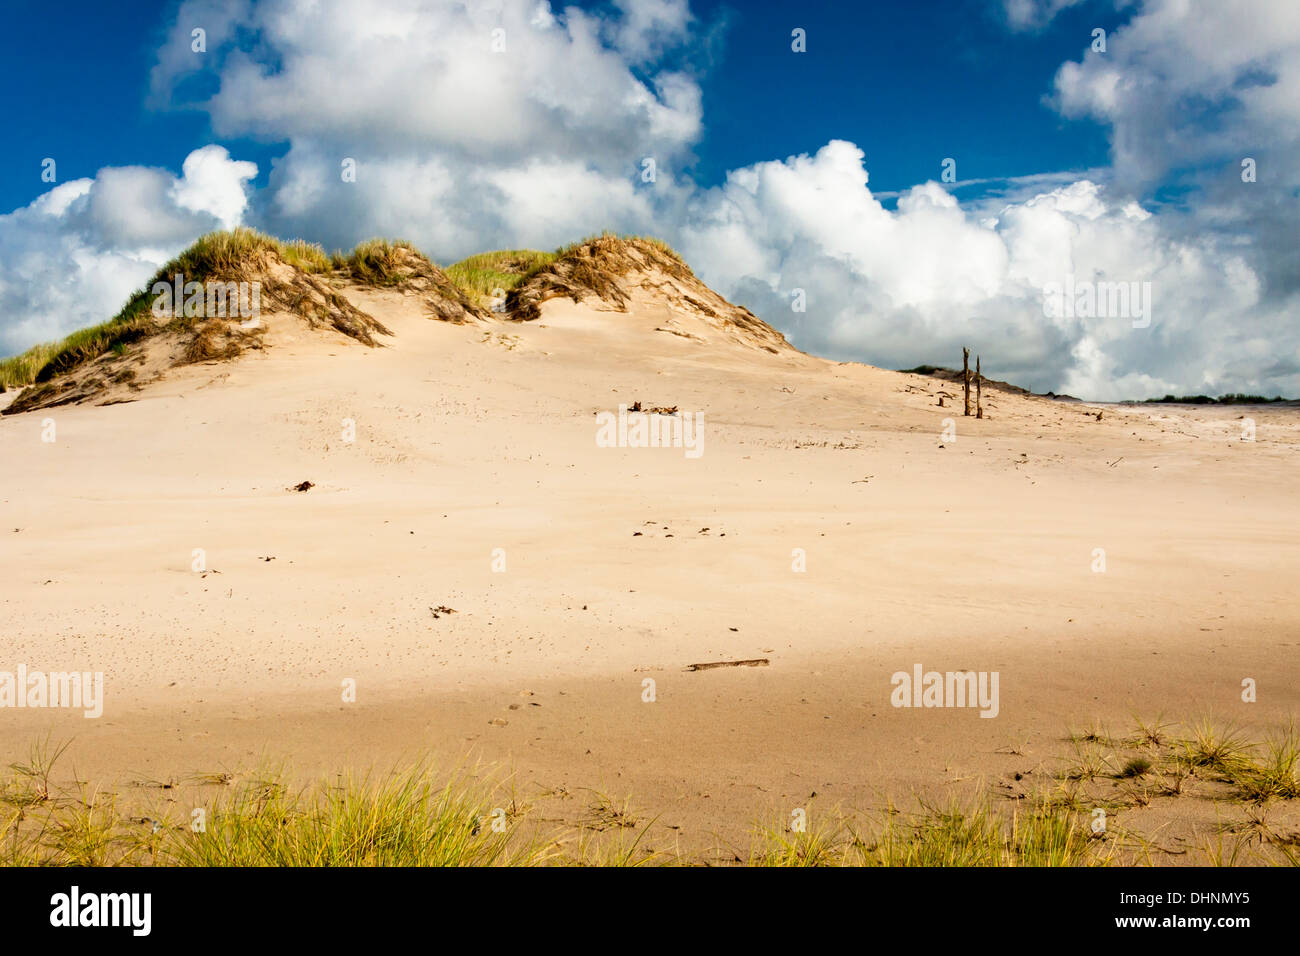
2,230,796,415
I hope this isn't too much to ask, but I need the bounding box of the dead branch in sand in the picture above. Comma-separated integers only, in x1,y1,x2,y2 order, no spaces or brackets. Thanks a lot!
963,347,971,416
685,658,770,672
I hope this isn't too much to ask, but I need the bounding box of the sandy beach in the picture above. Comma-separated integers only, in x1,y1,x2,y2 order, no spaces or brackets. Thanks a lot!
4,271,1298,859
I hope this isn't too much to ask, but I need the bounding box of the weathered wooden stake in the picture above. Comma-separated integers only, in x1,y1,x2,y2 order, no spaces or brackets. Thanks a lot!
962,347,971,416
976,355,983,419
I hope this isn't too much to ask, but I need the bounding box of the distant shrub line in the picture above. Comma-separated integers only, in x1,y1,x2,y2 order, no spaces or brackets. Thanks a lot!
1134,393,1293,405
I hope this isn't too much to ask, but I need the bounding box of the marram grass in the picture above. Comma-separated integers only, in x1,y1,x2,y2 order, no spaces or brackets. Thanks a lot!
3,718,1300,867
0,229,691,388
1,747,549,867
166,764,540,867
2,230,353,387
747,794,1114,867
445,249,559,308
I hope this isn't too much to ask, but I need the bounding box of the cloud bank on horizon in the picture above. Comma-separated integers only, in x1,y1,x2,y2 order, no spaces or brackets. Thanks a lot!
1,0,1296,401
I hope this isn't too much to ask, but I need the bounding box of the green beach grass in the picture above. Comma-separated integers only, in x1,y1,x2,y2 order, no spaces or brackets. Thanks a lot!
0,229,334,389
445,249,559,308
3,718,1297,867
0,229,695,390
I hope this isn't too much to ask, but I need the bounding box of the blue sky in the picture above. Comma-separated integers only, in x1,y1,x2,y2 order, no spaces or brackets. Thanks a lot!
0,0,1296,400
1,2,210,207
685,0,1119,194
0,0,1120,210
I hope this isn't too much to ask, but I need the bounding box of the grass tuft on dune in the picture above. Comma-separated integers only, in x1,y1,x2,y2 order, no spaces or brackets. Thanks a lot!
0,342,60,389
445,249,558,309
337,238,427,286
0,229,697,390
0,229,334,389
504,233,695,322
168,765,538,867
749,798,1106,867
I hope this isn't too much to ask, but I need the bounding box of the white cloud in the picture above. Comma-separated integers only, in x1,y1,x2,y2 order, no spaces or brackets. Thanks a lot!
1045,0,1300,382
1052,0,1300,190
171,145,259,228
607,0,693,63
0,147,257,355
149,0,702,258
1002,0,1092,31
679,141,1278,400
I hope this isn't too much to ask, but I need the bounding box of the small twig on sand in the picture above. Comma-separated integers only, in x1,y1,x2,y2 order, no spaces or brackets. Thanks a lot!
685,658,770,672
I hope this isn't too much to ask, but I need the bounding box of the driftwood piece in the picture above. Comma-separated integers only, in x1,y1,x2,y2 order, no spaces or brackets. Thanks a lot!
962,347,971,416
684,658,770,672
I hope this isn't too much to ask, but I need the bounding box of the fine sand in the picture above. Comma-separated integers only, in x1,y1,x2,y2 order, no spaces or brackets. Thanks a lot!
3,280,1299,858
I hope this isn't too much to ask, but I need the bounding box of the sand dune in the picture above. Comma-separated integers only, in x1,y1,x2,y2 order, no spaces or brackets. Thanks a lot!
3,238,1299,857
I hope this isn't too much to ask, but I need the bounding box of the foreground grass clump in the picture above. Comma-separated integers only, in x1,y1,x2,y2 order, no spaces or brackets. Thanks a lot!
749,798,1106,867
2,745,543,866
1058,717,1300,806
1233,726,1300,802
169,766,537,866
5,718,1300,867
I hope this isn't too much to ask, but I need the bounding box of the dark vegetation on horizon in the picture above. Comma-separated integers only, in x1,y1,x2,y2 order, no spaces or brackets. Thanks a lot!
902,366,1296,405
1134,393,1293,405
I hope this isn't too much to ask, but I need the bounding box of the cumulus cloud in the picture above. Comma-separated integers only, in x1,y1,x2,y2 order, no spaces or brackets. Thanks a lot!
1044,0,1300,380
1052,0,1300,191
0,146,256,354
171,145,258,228
152,0,702,256
678,141,1276,400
